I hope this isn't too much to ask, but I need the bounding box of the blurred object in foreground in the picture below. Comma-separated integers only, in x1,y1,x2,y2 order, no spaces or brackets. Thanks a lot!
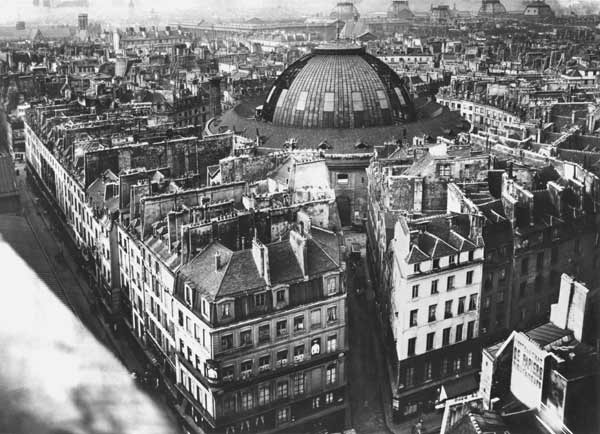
0,236,179,434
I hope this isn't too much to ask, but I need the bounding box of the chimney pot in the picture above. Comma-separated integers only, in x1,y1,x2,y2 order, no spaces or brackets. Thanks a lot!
215,252,221,270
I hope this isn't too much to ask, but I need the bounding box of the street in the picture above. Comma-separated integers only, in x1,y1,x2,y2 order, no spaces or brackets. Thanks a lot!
11,160,181,431
345,232,392,434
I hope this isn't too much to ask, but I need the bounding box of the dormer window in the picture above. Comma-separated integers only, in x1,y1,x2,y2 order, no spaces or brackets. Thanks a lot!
202,299,208,317
468,251,474,261
276,289,285,304
449,255,456,265
221,302,231,318
413,263,421,273
184,284,192,307
327,277,337,295
433,259,440,269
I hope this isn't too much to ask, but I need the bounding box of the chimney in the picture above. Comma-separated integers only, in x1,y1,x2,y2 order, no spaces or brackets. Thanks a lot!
252,237,270,284
289,229,308,277
215,252,221,271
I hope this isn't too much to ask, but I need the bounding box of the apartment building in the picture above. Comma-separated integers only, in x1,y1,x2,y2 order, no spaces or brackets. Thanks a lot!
173,219,347,434
390,214,484,420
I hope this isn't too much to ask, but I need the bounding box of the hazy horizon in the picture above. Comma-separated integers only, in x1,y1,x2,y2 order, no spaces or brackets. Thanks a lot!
0,0,599,26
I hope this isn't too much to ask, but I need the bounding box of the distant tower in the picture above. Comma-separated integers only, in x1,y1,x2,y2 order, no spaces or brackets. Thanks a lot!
478,0,507,17
78,13,88,32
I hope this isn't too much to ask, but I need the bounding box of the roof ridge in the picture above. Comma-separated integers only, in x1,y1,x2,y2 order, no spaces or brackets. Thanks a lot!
311,237,339,267
215,249,237,297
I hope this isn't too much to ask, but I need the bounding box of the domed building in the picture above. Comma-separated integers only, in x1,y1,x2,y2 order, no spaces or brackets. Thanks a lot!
478,0,507,17
330,1,360,22
523,0,555,20
260,44,414,129
208,43,468,226
387,0,414,19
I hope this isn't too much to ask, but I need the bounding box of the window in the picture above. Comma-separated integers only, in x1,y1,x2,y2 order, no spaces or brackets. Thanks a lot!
424,361,432,381
327,277,337,294
442,328,451,346
296,91,308,110
351,91,364,111
327,306,338,322
433,259,440,269
258,324,270,343
426,332,435,351
521,257,529,273
484,296,491,311
437,164,451,177
178,310,184,326
409,309,418,327
407,337,416,356
276,320,288,337
240,329,252,346
276,349,288,367
277,381,288,398
441,358,449,376
221,334,233,350
255,292,266,307
466,270,474,285
294,373,305,394
224,395,235,413
467,321,475,339
327,335,337,352
221,302,231,318
276,289,285,303
449,255,456,265
326,365,337,385
453,358,462,373
293,315,305,332
259,355,270,372
337,173,349,184
258,385,270,406
312,396,321,409
323,92,335,112
376,89,389,109
467,351,473,367
412,284,419,298
428,304,437,322
431,279,439,294
469,294,477,311
414,263,421,273
202,299,208,316
294,345,305,362
311,309,321,328
456,324,463,342
405,366,415,387
241,391,253,410
447,275,455,290
325,392,334,404
468,251,474,261
458,296,465,314
241,360,253,376
444,300,453,319
277,407,289,424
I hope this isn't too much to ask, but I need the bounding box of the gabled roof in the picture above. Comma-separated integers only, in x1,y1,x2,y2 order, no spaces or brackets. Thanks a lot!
406,245,429,264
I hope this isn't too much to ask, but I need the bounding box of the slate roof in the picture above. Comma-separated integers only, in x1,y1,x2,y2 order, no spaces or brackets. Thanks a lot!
405,214,481,264
442,373,479,400
0,155,18,198
179,234,339,301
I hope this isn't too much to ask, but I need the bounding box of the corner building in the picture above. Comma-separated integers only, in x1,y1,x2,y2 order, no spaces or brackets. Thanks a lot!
173,222,347,433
